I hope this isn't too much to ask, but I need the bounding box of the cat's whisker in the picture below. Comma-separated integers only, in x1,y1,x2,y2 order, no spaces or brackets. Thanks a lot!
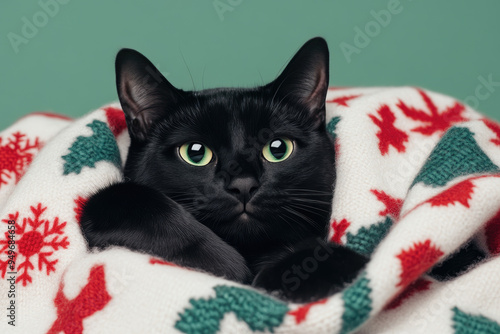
202,65,207,90
285,193,331,197
284,213,321,235
285,188,332,193
180,50,196,91
196,211,211,224
269,92,293,118
279,210,307,236
286,189,332,195
169,196,194,202
253,221,271,240
171,199,197,206
178,203,197,209
291,198,332,205
285,191,332,196
172,199,197,205
168,194,193,199
282,206,323,233
288,202,330,216
278,214,304,237
287,205,324,219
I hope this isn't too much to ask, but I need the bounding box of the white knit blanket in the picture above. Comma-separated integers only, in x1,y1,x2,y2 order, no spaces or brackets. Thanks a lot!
0,87,499,334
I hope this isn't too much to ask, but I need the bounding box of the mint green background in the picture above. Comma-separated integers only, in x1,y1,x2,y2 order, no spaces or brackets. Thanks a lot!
1,0,500,129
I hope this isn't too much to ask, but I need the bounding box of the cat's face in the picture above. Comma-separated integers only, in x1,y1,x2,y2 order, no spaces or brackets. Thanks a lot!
116,38,335,257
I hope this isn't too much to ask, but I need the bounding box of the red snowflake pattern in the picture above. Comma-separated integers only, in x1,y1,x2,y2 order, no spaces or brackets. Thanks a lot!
330,219,350,244
0,203,69,286
369,105,409,155
47,264,112,334
402,178,479,219
327,94,361,107
483,118,500,146
426,180,475,208
0,132,42,189
371,189,403,220
397,89,467,136
396,240,443,288
288,298,327,324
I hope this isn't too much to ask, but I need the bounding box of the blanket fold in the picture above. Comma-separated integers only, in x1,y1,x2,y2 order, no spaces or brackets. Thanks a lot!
0,87,499,334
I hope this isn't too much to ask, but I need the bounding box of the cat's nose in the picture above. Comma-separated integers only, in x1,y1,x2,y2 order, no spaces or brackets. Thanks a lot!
227,177,259,205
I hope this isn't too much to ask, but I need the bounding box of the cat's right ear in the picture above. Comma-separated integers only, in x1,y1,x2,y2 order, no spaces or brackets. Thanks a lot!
267,37,329,129
115,49,181,142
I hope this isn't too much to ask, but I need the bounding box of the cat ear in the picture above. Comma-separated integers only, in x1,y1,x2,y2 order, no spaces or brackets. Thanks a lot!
269,37,329,127
115,48,182,141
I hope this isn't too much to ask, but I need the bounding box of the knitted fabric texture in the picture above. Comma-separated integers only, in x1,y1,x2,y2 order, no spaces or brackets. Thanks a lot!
175,285,289,334
452,307,500,334
0,88,500,334
62,120,121,175
345,217,393,256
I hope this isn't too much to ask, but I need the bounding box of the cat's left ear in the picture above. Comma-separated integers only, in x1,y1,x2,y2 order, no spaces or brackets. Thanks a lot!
269,37,329,127
115,48,183,142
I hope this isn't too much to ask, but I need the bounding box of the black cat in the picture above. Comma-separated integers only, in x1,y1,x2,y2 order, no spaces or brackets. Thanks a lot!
80,37,368,303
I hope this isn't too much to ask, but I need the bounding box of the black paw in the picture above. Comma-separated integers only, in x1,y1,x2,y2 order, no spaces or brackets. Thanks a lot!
252,238,368,303
81,182,252,283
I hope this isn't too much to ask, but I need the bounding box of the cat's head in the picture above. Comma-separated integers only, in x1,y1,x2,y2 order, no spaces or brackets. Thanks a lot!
115,37,335,258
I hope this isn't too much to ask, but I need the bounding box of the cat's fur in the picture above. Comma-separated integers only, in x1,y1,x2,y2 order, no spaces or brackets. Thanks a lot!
80,38,368,302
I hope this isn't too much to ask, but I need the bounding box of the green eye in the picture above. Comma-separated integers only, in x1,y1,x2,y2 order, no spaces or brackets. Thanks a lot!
179,142,213,166
262,138,293,162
